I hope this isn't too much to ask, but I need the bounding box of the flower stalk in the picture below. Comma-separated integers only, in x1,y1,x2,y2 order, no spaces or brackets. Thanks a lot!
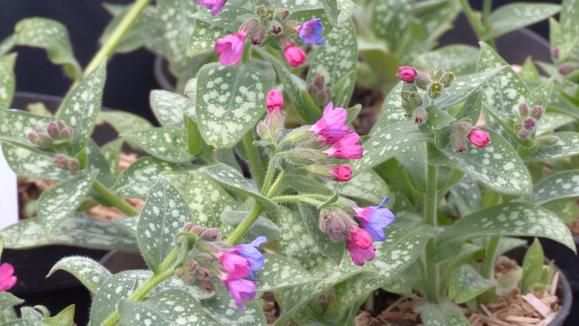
424,163,441,302
92,180,139,217
226,203,263,245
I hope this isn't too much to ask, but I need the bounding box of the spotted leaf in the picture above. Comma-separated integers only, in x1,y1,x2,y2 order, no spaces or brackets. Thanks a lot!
56,62,106,154
14,17,81,80
558,0,579,61
201,163,277,211
150,90,196,128
48,256,111,294
201,283,266,325
533,170,579,204
448,264,495,304
257,255,315,293
0,109,53,146
537,113,575,135
1,142,71,181
415,301,471,326
122,127,194,163
187,19,224,58
196,61,275,148
0,54,16,109
97,110,153,134
485,3,561,39
137,178,193,273
521,132,579,162
337,170,391,204
438,203,575,252
278,207,325,269
114,157,189,198
434,68,502,110
157,0,199,72
38,170,98,235
413,45,480,75
371,0,414,52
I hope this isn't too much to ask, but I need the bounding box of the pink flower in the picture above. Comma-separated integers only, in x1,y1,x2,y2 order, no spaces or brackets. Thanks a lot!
197,0,227,16
347,227,376,266
283,44,307,67
324,132,363,159
0,263,17,292
309,102,350,144
396,66,417,83
329,165,352,181
217,251,251,279
222,277,256,309
468,129,490,148
266,89,284,113
214,32,246,65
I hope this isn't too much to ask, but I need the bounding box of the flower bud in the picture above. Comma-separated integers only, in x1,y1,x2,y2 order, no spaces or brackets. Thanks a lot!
450,131,467,153
266,89,284,113
538,135,560,145
396,66,417,83
53,154,68,169
440,71,455,88
47,121,60,139
67,159,79,176
272,23,282,35
531,106,544,119
283,44,307,67
552,48,560,60
517,128,530,140
27,132,39,145
319,209,352,242
467,129,490,148
202,228,220,241
329,165,352,182
518,103,529,116
401,90,422,111
559,62,574,76
523,117,536,130
412,107,428,125
60,126,73,139
428,82,443,99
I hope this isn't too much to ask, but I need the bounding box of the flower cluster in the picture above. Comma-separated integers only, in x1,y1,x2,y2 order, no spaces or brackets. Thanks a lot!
320,197,395,266
27,120,72,148
450,121,491,152
0,262,17,292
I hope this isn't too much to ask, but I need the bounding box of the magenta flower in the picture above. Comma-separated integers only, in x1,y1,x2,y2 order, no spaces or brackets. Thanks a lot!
468,129,490,148
324,132,363,159
329,165,352,182
217,251,251,279
214,32,246,65
266,89,284,113
354,197,395,241
396,66,417,83
222,277,257,309
298,18,325,45
0,263,17,292
283,44,307,67
197,0,226,16
309,102,350,144
234,236,267,273
346,227,376,266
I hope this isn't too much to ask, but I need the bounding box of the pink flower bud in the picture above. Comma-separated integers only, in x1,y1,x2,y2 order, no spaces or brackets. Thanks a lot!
47,121,60,139
0,263,17,292
396,66,417,83
523,117,536,130
559,62,573,76
266,89,284,113
329,165,352,182
467,129,490,148
214,32,246,65
531,106,544,119
283,44,307,68
346,227,376,266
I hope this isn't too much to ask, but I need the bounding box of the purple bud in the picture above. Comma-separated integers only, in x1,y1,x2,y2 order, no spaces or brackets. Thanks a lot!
59,126,73,139
47,121,60,139
531,106,544,119
53,154,68,168
412,107,427,125
517,128,530,140
519,103,529,116
523,117,536,130
67,159,79,175
27,132,38,144
319,209,352,242
450,131,467,153
272,23,282,35
199,279,215,293
559,63,573,76
202,228,219,241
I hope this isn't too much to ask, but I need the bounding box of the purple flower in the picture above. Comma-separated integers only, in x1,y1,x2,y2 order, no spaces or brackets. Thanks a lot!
354,197,395,241
197,0,226,16
222,278,256,309
298,18,325,45
235,236,267,272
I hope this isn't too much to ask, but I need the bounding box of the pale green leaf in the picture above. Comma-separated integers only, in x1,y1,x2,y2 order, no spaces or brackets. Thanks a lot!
0,54,16,109
521,132,579,162
0,109,53,146
192,3,252,32
150,90,196,127
485,3,560,39
559,0,579,60
48,256,112,294
1,142,71,181
416,301,471,326
533,170,579,204
434,68,502,110
448,264,495,304
97,110,154,134
413,45,479,75
278,207,325,269
537,113,575,135
298,203,344,264
257,255,315,293
448,178,481,217
122,127,194,163
371,0,414,51
187,19,225,58
42,305,75,326
337,170,391,204
157,0,199,72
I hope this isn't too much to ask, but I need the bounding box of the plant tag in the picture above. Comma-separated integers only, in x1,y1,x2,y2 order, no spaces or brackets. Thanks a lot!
0,144,18,230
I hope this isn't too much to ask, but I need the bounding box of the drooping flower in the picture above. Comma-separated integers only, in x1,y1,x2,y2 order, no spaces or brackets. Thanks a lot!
214,32,246,65
329,165,352,182
217,251,251,280
266,89,284,113
234,236,267,273
197,0,227,16
309,102,350,144
0,263,17,292
298,18,325,45
222,277,257,309
324,132,363,159
354,197,395,241
283,44,307,67
397,66,417,83
346,227,376,266
467,129,490,148
319,209,353,242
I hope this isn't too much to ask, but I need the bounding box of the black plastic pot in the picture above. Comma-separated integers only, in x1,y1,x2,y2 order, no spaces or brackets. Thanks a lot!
542,238,579,291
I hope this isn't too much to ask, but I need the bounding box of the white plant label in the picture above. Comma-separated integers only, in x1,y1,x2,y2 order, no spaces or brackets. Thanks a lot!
0,144,18,230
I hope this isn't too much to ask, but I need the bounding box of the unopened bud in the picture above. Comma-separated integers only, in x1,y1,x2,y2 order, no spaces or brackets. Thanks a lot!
67,159,79,175
202,228,219,241
279,9,289,20
518,103,529,116
559,62,574,76
450,131,467,153
329,165,352,182
538,135,560,145
428,82,443,99
400,91,422,111
396,66,417,83
27,132,38,144
319,209,351,242
186,260,199,273
251,26,265,45
313,74,325,89
200,279,215,293
53,154,68,168
272,23,282,35
517,128,530,140
412,107,427,125
523,117,536,130
440,71,455,88
47,121,60,139
552,48,560,60
531,106,544,119
190,224,206,235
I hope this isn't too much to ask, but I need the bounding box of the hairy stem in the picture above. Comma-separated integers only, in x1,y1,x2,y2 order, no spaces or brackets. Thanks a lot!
243,131,265,190
261,154,277,195
92,180,139,216
226,203,263,245
424,164,440,302
271,195,325,206
267,170,286,198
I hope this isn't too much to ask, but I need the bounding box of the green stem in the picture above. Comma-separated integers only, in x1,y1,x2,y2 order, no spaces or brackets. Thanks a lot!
267,170,286,198
458,0,485,39
226,203,263,245
271,195,325,206
84,0,150,77
482,236,500,279
243,131,265,190
261,154,277,195
186,117,203,156
424,164,440,302
92,180,139,216
482,0,492,27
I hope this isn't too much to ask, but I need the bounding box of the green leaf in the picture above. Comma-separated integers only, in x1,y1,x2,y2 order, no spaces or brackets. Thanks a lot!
38,170,98,235
298,203,344,265
338,170,391,204
0,109,53,146
0,214,137,251
485,3,560,39
150,90,196,128
478,42,529,120
434,68,502,110
122,127,194,163
278,207,325,269
353,121,429,172
101,139,124,174
118,289,216,326
534,170,579,204
187,19,225,58
137,178,193,273
0,34,15,56
257,255,315,293
558,0,579,61
448,264,495,304
1,142,71,181
0,292,24,318
56,62,106,154
42,305,75,326
413,45,479,75
157,0,199,72
438,203,575,252
543,199,579,224
414,0,461,52
201,163,277,211
48,256,112,294
114,156,190,198
448,178,481,217
521,132,579,162
307,20,357,106
196,61,275,148
416,300,471,326
201,283,266,325
192,3,253,32
537,112,575,135
521,239,546,293
455,90,483,125
0,54,16,109
437,129,532,196
97,110,154,135
371,0,414,52
14,17,81,79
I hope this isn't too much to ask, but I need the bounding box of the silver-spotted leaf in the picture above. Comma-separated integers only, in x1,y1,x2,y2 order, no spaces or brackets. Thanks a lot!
533,170,579,204
48,256,112,294
413,45,479,75
150,90,196,127
257,255,315,293
337,170,391,204
1,142,71,181
97,110,154,134
371,0,414,51
0,54,16,109
157,0,199,72
521,132,579,162
416,301,471,326
485,3,561,39
122,127,194,163
0,109,53,146
448,264,495,304
201,283,266,325
187,19,225,58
